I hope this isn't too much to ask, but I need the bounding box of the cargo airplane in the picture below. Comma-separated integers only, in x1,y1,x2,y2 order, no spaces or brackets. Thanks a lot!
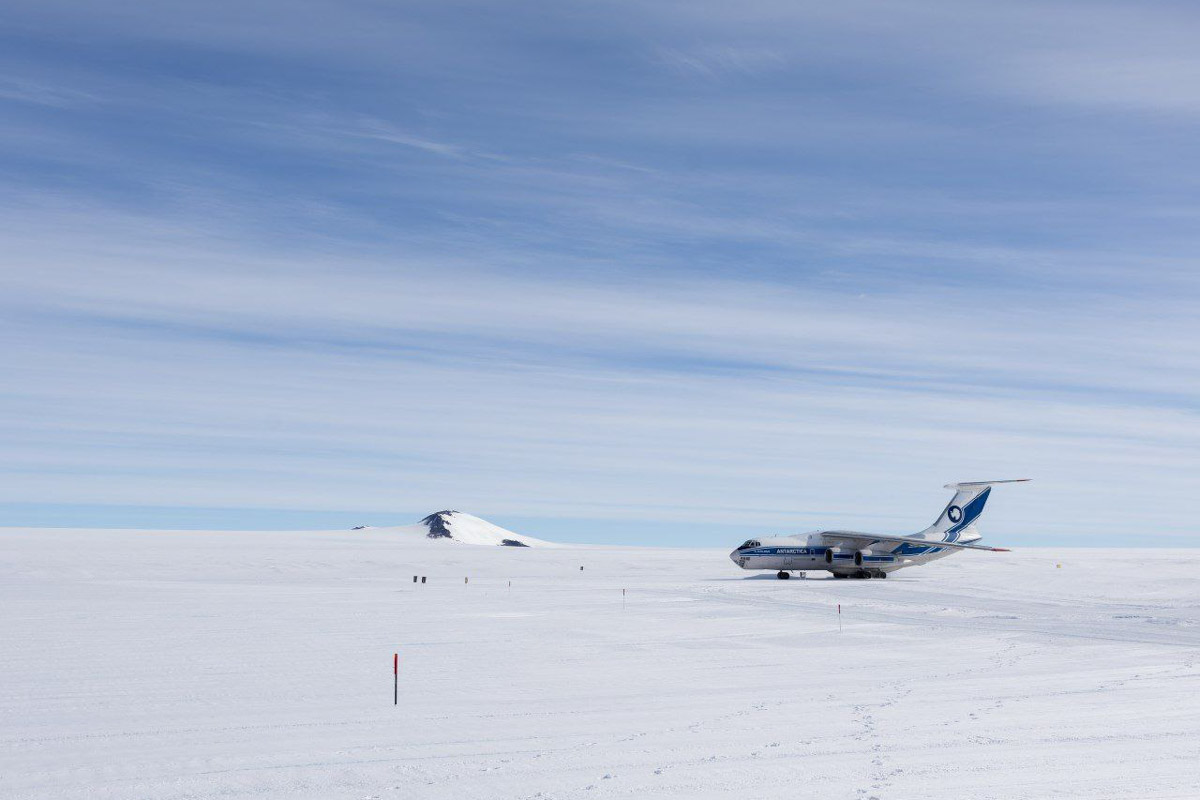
730,480,1027,579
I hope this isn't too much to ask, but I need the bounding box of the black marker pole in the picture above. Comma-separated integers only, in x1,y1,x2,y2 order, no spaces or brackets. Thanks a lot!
393,653,398,705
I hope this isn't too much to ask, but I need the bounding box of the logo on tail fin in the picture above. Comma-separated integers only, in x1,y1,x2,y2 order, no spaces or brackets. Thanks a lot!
947,506,963,523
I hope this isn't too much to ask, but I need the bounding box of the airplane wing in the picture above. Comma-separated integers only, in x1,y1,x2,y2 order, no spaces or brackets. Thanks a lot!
817,531,1010,552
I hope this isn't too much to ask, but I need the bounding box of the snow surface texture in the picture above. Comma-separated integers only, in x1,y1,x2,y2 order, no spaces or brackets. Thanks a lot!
3,528,1198,800
376,510,549,547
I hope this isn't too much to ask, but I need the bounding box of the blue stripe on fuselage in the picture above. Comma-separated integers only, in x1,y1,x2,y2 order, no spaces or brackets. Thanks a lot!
740,547,827,556
738,547,894,563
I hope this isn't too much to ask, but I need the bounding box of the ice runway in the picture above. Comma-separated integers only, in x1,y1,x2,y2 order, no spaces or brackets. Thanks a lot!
3,528,1198,799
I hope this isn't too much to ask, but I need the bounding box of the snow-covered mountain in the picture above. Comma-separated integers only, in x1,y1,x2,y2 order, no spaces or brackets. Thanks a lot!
363,510,551,547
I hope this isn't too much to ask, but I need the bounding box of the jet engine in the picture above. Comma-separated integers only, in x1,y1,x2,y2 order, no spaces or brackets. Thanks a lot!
824,548,839,564
854,549,872,567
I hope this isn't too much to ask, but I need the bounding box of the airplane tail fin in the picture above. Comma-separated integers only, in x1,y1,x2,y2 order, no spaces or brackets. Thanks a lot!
920,479,1029,542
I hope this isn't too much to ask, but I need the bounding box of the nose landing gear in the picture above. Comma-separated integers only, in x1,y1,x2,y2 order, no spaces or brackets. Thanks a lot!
776,571,791,580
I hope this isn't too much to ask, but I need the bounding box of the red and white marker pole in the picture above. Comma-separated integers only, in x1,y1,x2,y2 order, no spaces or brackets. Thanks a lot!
393,653,398,705
837,603,842,633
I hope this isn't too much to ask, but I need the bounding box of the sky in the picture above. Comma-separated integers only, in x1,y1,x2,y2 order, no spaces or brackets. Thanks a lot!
1,1,1198,546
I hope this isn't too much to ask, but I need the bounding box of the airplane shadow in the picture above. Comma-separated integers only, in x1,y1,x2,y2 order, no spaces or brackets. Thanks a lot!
713,574,914,582
714,574,837,581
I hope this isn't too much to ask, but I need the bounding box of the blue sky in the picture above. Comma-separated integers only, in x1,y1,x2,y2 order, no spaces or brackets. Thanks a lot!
1,1,1197,545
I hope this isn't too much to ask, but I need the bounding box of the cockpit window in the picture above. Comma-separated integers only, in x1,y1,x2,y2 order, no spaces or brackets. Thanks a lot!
737,539,761,550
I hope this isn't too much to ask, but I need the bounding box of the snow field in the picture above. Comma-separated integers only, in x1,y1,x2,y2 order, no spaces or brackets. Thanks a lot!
2,528,1198,799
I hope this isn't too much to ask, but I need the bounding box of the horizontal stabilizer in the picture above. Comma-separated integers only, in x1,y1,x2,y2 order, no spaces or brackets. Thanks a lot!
943,479,1031,490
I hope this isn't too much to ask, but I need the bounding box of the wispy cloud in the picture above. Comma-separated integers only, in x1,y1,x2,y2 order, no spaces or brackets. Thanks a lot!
654,45,786,78
0,77,104,108
996,53,1200,115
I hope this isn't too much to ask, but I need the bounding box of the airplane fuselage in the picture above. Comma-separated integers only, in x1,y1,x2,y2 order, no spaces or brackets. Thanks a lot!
729,529,974,578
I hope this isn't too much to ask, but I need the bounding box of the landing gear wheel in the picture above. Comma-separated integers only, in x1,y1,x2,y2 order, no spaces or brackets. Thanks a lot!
855,571,871,579
833,572,849,579
776,571,791,580
877,571,888,579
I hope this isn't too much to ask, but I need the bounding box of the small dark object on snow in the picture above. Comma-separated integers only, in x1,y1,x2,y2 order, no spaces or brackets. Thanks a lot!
500,539,529,547
413,575,417,583
421,576,426,584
